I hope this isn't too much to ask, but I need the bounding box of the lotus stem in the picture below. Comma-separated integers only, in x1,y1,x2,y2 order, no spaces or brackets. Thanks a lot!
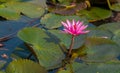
68,35,75,57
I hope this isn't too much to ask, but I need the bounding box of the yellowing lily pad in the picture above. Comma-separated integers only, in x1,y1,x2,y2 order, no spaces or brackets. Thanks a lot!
111,3,120,11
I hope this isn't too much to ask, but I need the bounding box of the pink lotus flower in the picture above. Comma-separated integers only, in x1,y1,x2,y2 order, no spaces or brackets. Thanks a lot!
61,19,89,36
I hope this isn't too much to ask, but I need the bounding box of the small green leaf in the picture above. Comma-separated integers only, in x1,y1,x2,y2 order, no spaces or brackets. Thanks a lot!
6,59,47,73
41,13,88,29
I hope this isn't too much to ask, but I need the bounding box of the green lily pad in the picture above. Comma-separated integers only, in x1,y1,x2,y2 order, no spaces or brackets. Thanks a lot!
81,37,120,62
57,62,120,73
112,29,120,47
6,59,47,73
5,2,45,18
27,0,47,8
49,30,87,49
18,27,65,70
41,13,88,29
76,7,112,21
0,8,20,20
87,28,113,39
111,3,120,11
98,22,120,34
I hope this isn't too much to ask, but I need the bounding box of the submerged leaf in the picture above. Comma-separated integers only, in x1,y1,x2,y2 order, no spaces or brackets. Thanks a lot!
51,3,87,15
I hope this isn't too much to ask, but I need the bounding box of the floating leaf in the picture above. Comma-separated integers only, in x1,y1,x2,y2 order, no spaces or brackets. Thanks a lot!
41,13,88,29
112,29,120,47
5,2,45,18
0,8,20,20
111,3,120,11
76,7,112,22
6,59,47,73
18,27,65,69
80,37,120,62
27,0,47,8
57,62,120,73
98,22,120,34
87,28,113,39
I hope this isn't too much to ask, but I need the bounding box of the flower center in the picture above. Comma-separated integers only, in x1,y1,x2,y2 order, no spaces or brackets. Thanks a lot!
74,24,76,29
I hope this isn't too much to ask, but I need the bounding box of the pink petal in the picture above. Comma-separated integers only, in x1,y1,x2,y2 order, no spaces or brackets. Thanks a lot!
64,29,74,35
61,19,89,36
66,20,71,28
61,21,68,28
79,25,88,31
72,19,75,25
71,19,77,32
76,20,80,25
78,30,90,34
76,22,83,31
